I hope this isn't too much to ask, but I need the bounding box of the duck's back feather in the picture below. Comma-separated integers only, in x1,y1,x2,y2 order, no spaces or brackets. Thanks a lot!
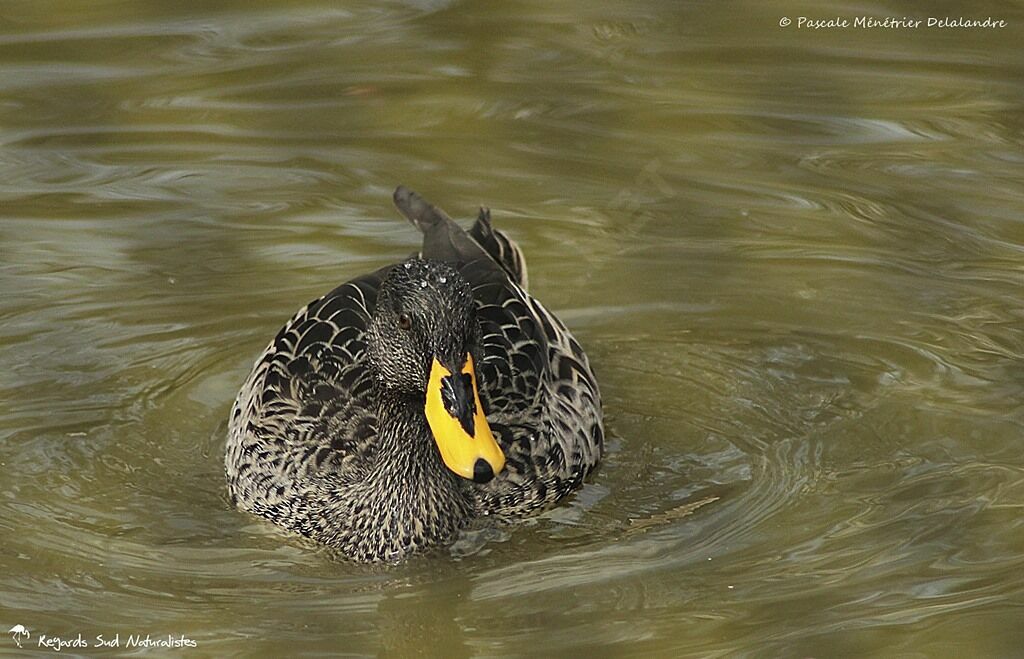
226,269,386,515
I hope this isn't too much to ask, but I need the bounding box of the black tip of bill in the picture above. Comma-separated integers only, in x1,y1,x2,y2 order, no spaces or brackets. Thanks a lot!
473,458,495,484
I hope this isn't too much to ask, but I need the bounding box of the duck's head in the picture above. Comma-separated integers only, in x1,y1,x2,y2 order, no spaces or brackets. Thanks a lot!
367,258,505,484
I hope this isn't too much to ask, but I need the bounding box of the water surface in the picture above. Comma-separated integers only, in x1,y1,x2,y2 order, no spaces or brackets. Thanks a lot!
2,0,1023,656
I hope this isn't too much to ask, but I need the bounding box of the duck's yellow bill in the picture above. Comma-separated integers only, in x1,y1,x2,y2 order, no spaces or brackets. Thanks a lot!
425,354,505,483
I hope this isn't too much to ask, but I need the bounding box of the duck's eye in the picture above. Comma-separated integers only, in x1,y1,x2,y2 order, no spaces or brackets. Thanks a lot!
397,313,412,331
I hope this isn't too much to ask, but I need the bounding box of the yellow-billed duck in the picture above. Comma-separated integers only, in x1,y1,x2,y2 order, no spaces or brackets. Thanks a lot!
225,187,603,562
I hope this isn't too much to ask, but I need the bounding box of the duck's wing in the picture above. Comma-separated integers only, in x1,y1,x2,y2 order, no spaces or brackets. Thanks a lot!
468,206,529,290
227,266,390,511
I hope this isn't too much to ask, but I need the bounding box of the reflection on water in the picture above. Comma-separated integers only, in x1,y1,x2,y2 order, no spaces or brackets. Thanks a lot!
2,0,1023,655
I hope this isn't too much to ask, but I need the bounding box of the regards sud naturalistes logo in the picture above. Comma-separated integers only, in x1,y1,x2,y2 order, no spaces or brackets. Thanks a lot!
7,626,198,652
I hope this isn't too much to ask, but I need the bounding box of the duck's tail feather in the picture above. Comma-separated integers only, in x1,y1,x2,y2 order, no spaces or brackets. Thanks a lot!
393,186,526,289
393,185,453,233
392,185,483,264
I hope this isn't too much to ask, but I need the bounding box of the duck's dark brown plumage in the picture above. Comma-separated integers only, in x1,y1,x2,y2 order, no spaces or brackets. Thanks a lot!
225,187,603,562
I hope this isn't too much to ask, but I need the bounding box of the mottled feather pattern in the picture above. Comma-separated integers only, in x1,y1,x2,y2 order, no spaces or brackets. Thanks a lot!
226,277,383,511
469,207,529,290
226,190,603,561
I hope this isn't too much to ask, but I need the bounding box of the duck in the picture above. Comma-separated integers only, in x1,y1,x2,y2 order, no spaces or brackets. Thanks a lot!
225,186,603,562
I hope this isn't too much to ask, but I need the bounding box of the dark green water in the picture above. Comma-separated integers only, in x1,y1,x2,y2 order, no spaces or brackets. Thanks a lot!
2,1,1023,656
